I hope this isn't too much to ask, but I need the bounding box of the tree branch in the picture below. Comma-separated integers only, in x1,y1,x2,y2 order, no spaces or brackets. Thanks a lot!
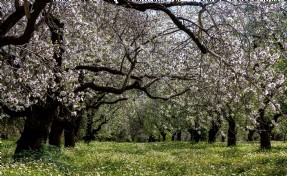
0,103,28,117
0,6,25,38
0,0,49,47
75,65,142,81
102,0,208,54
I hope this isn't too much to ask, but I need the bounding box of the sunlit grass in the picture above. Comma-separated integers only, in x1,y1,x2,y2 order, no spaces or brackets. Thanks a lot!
1,141,287,175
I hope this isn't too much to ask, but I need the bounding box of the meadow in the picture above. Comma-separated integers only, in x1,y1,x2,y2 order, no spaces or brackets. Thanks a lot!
1,141,287,176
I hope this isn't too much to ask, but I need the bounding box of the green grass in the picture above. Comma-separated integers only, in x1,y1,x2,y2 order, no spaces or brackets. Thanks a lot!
1,141,287,175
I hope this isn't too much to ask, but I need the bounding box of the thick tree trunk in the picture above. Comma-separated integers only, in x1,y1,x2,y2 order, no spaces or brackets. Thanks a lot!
247,129,255,142
49,120,64,147
259,130,271,149
14,105,54,159
227,116,236,147
258,108,271,149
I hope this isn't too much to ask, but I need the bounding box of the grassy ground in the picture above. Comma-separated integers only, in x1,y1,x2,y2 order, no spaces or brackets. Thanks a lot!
1,141,287,176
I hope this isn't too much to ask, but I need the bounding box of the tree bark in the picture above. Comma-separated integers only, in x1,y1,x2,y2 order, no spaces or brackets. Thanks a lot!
221,134,226,142
257,108,271,149
227,116,236,147
208,120,220,143
247,129,255,142
49,120,64,147
189,128,201,142
14,104,56,159
64,129,75,147
176,130,182,141
84,115,94,143
259,130,271,149
160,131,166,141
208,112,221,143
74,111,84,141
171,132,176,141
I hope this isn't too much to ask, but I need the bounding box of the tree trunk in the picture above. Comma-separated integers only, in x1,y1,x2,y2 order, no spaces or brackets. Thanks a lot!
258,108,271,149
171,132,176,141
221,134,226,142
160,132,166,142
188,128,194,141
49,120,64,147
194,131,201,142
177,130,182,141
74,113,83,141
14,105,54,159
208,120,220,143
148,134,156,142
64,129,75,147
189,128,200,142
259,130,271,149
247,129,255,142
227,116,236,147
84,115,94,143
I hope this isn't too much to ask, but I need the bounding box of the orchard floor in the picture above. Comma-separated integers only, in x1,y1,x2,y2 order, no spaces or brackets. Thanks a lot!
1,141,287,176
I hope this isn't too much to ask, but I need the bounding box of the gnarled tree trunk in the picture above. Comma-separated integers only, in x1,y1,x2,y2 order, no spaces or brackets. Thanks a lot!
14,103,57,159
